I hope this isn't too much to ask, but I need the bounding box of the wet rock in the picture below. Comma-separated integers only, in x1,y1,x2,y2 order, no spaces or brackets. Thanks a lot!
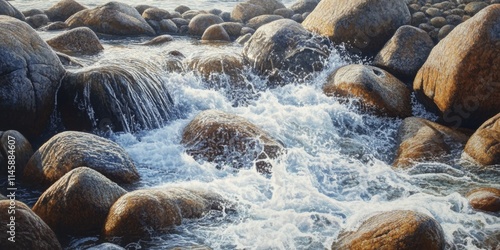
220,22,243,37
323,65,412,118
430,16,447,28
23,9,45,17
47,27,103,55
104,187,227,241
0,200,62,250
236,33,252,45
134,4,154,15
187,53,245,87
450,8,466,15
393,117,469,168
24,131,139,186
462,113,500,166
446,14,463,26
57,60,174,133
182,10,207,20
140,35,173,46
26,14,50,29
332,210,445,250
425,7,443,17
66,2,155,36
246,14,283,30
273,8,294,18
171,17,189,28
240,26,255,35
32,167,127,234
219,11,231,22
201,24,231,41
247,0,286,14
302,0,411,55
466,187,500,212
373,25,434,80
231,3,266,23
290,0,320,14
188,14,224,36
142,7,171,21
242,19,330,81
182,110,284,173
0,0,26,21
413,5,500,129
0,16,65,138
464,2,489,15
56,52,84,67
438,24,455,40
159,19,179,33
45,0,87,22
42,21,69,31
412,12,428,26
291,13,304,23
175,5,191,14
0,130,33,176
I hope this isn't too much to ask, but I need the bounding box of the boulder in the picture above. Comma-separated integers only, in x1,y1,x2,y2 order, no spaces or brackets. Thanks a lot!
231,3,266,23
135,4,154,15
290,0,320,14
41,21,69,31
273,8,294,19
373,25,434,80
201,24,231,41
393,117,469,168
302,0,411,54
187,53,245,87
32,167,127,234
247,0,286,14
0,130,33,176
188,14,224,36
246,14,283,30
332,210,445,250
413,5,500,129
45,0,87,22
462,113,500,166
46,27,104,55
175,5,191,14
159,19,179,33
242,19,330,81
464,2,489,15
142,7,171,21
182,10,207,20
0,0,26,21
466,187,500,212
104,187,226,241
323,65,412,118
23,9,45,18
181,110,284,173
23,131,139,186
220,22,243,37
66,2,155,36
0,200,62,250
57,61,174,132
0,16,65,138
26,14,50,29
140,35,173,46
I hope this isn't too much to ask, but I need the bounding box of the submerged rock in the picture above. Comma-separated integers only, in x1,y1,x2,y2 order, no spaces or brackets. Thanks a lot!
413,5,500,129
466,187,500,212
0,130,33,176
0,16,65,138
32,167,127,234
323,65,411,118
45,0,87,22
302,0,411,54
66,1,155,36
462,113,500,166
181,110,284,173
0,200,62,250
46,27,104,55
0,0,26,21
140,34,173,46
24,131,139,186
187,53,246,87
332,210,445,250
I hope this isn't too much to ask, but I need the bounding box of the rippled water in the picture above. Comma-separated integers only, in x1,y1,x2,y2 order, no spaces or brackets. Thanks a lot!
4,0,500,249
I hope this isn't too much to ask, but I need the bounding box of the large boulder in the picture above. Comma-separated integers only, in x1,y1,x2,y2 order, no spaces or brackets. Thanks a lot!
393,117,469,168
242,19,330,81
46,27,104,55
0,200,62,250
58,61,174,132
323,64,411,118
188,14,223,36
181,110,284,173
32,167,127,234
187,53,246,88
462,113,500,166
0,130,33,176
332,210,445,250
302,0,411,54
45,0,87,22
413,5,500,129
0,0,26,21
373,25,434,81
466,187,500,212
0,16,66,138
104,188,226,241
66,1,155,36
23,131,139,186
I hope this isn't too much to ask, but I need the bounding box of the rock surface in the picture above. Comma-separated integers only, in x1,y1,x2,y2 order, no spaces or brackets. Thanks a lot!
0,0,26,21
462,113,500,166
46,27,104,55
0,130,33,176
24,131,139,186
188,14,224,36
466,187,500,212
201,24,230,41
45,0,87,22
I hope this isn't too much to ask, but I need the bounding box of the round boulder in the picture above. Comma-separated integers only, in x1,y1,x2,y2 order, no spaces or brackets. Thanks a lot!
142,7,171,21
246,14,283,30
0,16,66,138
462,113,500,166
0,130,34,176
0,200,62,250
290,0,320,14
23,131,139,186
0,0,26,21
66,1,155,36
231,2,266,23
323,64,412,118
220,22,243,37
32,167,127,234
247,0,286,14
201,24,231,41
26,14,50,29
188,14,224,36
46,27,104,55
464,2,489,15
45,0,87,22
466,187,500,212
187,53,245,87
413,5,500,129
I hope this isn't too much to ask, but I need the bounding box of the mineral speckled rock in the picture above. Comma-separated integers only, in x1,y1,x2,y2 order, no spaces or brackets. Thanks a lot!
46,27,104,55
462,113,500,166
45,0,87,22
466,187,500,212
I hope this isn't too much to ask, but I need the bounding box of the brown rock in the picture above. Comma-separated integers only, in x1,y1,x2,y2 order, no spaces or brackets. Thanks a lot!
32,167,127,234
438,24,455,40
47,27,103,55
181,110,284,173
187,52,245,87
413,5,500,129
188,14,224,36
220,22,243,37
175,5,191,14
464,2,489,15
466,187,500,212
302,0,411,54
0,0,26,21
142,7,171,21
323,65,411,118
231,3,266,23
24,131,139,186
0,130,33,176
201,24,231,41
135,4,154,15
273,8,294,18
247,0,286,14
290,0,320,14
246,14,283,30
0,200,62,250
42,21,69,31
332,210,445,250
140,34,173,46
393,117,469,168
462,113,500,166
45,0,87,22
26,14,50,29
